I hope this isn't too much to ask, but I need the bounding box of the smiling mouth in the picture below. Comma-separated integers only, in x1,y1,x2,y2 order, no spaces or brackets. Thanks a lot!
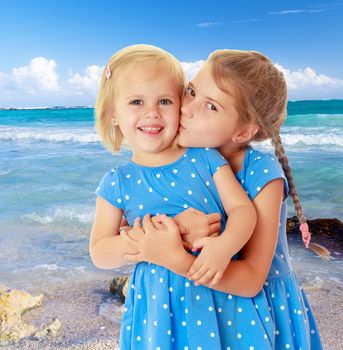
138,126,163,134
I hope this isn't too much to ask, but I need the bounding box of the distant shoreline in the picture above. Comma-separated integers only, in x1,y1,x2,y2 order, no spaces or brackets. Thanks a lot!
1,99,343,111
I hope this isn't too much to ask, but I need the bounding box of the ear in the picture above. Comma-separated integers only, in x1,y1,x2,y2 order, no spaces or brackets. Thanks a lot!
232,124,259,144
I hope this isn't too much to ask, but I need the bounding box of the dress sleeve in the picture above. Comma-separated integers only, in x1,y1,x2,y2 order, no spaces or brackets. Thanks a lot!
201,148,228,176
244,153,289,201
94,169,125,210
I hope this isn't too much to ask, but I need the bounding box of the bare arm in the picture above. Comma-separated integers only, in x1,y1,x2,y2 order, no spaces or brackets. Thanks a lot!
171,179,284,297
89,196,138,269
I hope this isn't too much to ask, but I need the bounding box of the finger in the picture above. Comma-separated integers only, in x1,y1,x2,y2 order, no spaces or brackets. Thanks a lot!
209,271,223,286
188,207,203,214
123,253,143,262
191,237,208,250
206,212,221,224
142,214,155,232
209,232,219,237
133,217,141,229
194,269,216,286
121,229,138,243
208,222,221,235
182,240,192,250
155,214,179,231
191,265,211,283
179,226,189,235
188,259,202,277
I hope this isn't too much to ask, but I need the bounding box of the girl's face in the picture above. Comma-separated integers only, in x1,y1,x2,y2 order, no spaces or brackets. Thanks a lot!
114,63,181,163
178,62,243,150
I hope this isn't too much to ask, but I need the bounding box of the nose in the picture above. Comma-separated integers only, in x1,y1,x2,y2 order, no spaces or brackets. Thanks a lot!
181,98,193,119
144,104,161,119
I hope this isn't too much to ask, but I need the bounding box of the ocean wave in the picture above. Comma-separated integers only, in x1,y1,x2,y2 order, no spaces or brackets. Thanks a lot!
0,126,98,143
23,205,95,225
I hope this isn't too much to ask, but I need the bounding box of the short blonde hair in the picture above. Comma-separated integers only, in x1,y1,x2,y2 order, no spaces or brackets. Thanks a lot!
95,44,186,153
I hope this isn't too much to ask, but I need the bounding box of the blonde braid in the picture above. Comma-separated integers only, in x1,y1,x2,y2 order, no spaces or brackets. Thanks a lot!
270,133,306,224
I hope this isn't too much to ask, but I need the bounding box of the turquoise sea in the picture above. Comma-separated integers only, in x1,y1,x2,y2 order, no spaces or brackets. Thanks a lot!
0,100,342,292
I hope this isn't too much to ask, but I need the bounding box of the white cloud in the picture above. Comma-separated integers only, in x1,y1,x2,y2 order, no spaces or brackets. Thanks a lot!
12,57,60,94
68,65,103,94
269,10,305,15
194,22,220,28
181,60,204,80
275,63,343,90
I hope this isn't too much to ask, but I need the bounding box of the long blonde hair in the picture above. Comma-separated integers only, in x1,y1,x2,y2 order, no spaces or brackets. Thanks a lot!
208,50,329,257
95,44,186,153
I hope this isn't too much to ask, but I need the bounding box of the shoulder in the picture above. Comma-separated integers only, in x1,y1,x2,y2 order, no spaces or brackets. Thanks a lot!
242,147,288,200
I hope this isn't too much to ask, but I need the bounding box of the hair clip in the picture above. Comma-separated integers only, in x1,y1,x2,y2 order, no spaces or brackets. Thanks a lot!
105,65,111,80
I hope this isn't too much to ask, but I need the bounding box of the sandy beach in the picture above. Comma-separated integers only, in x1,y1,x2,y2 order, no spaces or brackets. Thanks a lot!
2,277,342,350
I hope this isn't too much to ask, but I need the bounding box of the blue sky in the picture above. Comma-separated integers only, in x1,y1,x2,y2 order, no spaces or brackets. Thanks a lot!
0,0,342,107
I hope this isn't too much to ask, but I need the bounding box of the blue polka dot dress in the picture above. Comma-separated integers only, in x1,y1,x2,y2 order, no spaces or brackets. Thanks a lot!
96,148,276,350
236,146,322,350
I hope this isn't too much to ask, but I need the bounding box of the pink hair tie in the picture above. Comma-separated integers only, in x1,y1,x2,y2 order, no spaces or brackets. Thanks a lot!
105,65,111,80
300,222,311,248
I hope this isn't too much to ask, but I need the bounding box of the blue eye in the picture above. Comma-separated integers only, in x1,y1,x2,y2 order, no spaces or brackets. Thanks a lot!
185,87,195,97
130,99,143,105
160,99,173,105
206,102,217,111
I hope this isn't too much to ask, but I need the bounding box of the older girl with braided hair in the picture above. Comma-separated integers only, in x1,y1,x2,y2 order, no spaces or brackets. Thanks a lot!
126,49,324,349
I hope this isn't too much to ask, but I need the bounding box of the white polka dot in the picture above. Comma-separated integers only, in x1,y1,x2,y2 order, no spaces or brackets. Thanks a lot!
280,305,285,310
148,187,153,192
183,204,188,208
159,277,164,283
191,173,196,178
170,182,175,187
172,337,175,342
208,306,213,311
250,347,255,350
111,181,115,186
238,307,243,313
264,334,268,339
125,195,130,200
197,347,202,350
218,307,222,313
281,254,284,259
143,319,147,324
163,304,168,309
137,179,142,184
227,294,233,299
227,320,232,326
182,321,187,326
251,320,256,326
205,181,210,186
265,317,270,322
180,296,185,301
170,312,173,317
250,170,254,176
137,294,142,299
241,179,244,184
255,304,259,309
197,320,202,325
204,198,208,203
185,308,189,314
187,190,192,195
151,268,156,274
152,294,156,300
173,169,178,174
256,186,261,192
126,325,131,331
287,293,290,298
191,158,196,163
123,307,128,312
210,332,215,338
136,336,141,341
285,344,290,349
117,198,122,203
264,282,269,286
264,169,269,173
271,157,275,160
167,329,171,335
275,330,280,335
184,347,188,350
163,197,168,201
126,174,131,179
237,333,242,339
196,294,200,300
169,287,173,292
131,284,135,289
297,310,302,315
153,320,158,326
139,204,143,210
156,347,161,350
275,270,280,275
271,293,275,298
311,330,315,334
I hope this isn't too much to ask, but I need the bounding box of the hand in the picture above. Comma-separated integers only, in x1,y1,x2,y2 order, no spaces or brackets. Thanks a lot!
124,214,186,271
187,236,232,287
119,222,144,263
174,208,221,246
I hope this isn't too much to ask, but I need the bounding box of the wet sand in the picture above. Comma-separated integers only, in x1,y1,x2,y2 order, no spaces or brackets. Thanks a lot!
2,278,342,350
